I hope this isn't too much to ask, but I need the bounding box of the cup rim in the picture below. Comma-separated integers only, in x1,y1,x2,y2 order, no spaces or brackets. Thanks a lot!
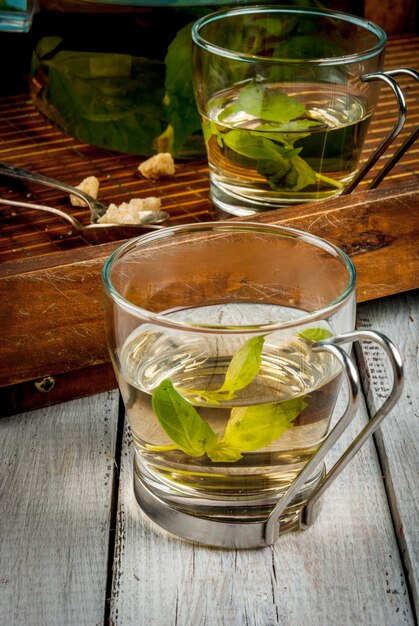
102,221,357,334
191,5,387,66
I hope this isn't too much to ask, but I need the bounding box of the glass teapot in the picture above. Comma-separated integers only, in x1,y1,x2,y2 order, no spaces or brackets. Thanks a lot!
3,0,259,158
1,1,359,159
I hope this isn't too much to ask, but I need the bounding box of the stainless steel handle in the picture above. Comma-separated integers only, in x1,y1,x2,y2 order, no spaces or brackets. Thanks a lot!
344,68,419,194
367,69,419,189
264,330,404,546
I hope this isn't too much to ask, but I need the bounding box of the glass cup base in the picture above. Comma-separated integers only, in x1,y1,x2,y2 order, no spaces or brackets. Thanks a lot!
210,179,288,217
133,456,325,548
209,178,346,217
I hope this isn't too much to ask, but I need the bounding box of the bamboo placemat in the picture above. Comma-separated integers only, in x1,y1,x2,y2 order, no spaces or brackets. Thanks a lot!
1,33,418,264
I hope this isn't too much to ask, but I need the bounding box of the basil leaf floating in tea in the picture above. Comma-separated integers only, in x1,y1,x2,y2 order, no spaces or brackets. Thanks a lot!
219,335,265,396
216,397,308,455
179,334,266,403
205,445,243,463
202,119,221,146
298,327,334,342
151,379,306,463
223,131,300,162
234,81,306,124
210,79,345,193
152,379,218,457
150,336,307,463
257,157,293,189
279,156,318,191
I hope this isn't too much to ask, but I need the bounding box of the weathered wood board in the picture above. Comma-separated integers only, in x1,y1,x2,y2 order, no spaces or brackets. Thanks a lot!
1,182,419,415
0,390,120,624
356,291,419,611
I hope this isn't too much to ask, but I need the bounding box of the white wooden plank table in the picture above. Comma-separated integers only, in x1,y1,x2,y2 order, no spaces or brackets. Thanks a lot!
0,290,418,626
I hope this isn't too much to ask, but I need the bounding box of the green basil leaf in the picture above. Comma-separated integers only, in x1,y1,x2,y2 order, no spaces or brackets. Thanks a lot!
43,49,166,155
220,397,307,452
151,379,218,457
257,157,292,186
219,335,265,395
202,119,219,144
248,131,301,157
206,445,243,463
178,335,265,403
164,22,202,155
223,131,298,162
298,327,334,342
270,155,318,191
237,81,306,123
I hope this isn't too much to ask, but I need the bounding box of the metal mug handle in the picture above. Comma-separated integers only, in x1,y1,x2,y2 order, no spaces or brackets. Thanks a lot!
264,330,404,546
343,68,419,195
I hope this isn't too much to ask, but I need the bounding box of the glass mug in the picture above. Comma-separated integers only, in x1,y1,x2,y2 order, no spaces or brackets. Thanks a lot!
103,222,403,548
192,6,411,216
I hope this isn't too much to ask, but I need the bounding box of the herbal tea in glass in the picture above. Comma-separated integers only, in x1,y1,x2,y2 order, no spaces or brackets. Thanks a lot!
103,222,358,537
192,7,386,215
203,81,371,209
117,305,342,517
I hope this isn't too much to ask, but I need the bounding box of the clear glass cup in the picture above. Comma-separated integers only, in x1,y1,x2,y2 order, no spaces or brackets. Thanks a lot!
192,7,387,215
103,222,403,548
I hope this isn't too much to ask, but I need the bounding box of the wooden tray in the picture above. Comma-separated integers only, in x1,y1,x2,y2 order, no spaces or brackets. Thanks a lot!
1,34,419,415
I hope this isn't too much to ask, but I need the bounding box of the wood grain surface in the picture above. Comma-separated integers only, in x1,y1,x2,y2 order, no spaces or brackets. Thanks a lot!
0,390,120,624
356,292,419,610
257,181,419,303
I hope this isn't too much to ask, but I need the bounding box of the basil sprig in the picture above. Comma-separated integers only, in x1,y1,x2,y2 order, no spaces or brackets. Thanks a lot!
152,379,307,463
151,380,218,457
298,327,333,342
177,334,265,404
150,330,329,462
210,80,344,193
